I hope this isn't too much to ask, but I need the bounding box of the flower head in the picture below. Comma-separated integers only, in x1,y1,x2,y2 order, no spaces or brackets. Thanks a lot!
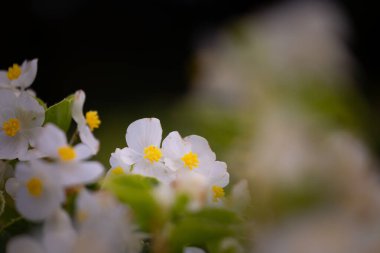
0,59,38,91
5,160,65,221
109,118,173,183
35,124,104,186
0,90,45,160
72,90,100,155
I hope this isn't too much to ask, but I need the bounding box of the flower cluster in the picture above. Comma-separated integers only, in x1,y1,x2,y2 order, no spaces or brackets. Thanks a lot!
0,59,244,253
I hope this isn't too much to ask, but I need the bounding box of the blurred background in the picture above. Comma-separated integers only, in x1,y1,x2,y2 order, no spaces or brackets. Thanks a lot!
1,1,380,252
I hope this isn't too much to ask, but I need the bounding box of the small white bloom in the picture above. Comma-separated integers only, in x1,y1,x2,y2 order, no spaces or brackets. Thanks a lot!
6,160,65,221
0,90,45,160
110,118,173,183
163,133,229,201
107,147,134,176
71,90,100,154
0,59,38,91
35,124,104,186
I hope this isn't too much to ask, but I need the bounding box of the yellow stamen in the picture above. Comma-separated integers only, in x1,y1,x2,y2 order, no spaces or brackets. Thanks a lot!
2,118,20,137
7,64,22,80
181,151,199,170
144,145,162,163
212,185,225,202
58,146,76,161
111,166,124,175
26,178,43,197
85,111,101,131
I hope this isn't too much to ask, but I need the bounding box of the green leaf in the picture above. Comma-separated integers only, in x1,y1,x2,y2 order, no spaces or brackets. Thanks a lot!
102,174,160,231
44,95,74,132
168,208,241,253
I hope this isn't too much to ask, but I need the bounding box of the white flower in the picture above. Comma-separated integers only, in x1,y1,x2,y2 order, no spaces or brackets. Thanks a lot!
35,124,104,186
110,118,173,183
0,90,45,160
74,189,143,253
5,160,65,221
107,148,134,176
0,59,38,91
162,133,229,201
71,90,100,154
7,208,77,253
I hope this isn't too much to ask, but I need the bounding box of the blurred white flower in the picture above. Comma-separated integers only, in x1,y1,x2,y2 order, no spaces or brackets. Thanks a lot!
72,90,100,155
0,90,45,160
35,124,104,186
0,59,38,91
5,160,65,221
7,208,77,253
110,118,173,183
74,189,143,253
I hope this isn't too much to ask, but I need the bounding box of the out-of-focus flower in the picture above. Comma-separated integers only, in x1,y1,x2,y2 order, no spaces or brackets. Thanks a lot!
0,59,38,91
72,90,100,155
0,90,44,160
5,160,65,221
110,118,173,183
74,189,143,253
35,124,104,186
7,208,77,253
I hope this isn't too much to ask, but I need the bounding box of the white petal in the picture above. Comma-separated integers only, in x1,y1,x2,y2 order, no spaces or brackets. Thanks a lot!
17,59,38,89
74,143,93,161
42,209,77,253
110,147,138,168
5,178,19,198
185,135,216,162
72,90,86,126
162,131,191,160
35,124,67,158
7,236,44,253
59,161,104,187
78,125,99,155
0,134,28,160
16,92,45,128
196,161,229,187
0,71,9,86
133,161,174,184
126,118,162,153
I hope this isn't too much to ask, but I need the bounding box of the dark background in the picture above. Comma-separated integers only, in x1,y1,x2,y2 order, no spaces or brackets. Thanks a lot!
0,0,379,110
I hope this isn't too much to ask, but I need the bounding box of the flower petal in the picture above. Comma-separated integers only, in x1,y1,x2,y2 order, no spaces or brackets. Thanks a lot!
78,125,99,155
58,161,104,187
185,135,216,162
0,134,28,160
72,90,86,126
162,131,191,160
110,147,138,168
35,124,67,158
7,236,44,253
17,59,38,89
126,118,162,153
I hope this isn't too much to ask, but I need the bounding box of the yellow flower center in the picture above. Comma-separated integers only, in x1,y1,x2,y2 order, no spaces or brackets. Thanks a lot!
111,166,125,175
58,146,76,161
2,118,20,137
85,111,101,131
26,178,43,197
144,145,162,163
77,210,88,222
212,185,225,201
181,151,199,170
7,64,22,80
